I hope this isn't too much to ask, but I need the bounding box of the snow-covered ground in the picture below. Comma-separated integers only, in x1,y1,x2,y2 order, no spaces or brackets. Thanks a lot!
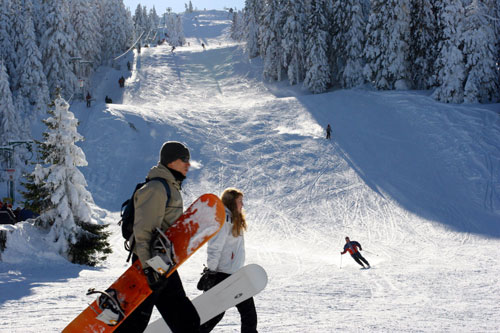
1,10,500,332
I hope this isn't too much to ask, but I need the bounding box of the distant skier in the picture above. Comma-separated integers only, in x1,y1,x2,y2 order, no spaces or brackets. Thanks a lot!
326,124,332,139
86,92,91,107
340,236,370,269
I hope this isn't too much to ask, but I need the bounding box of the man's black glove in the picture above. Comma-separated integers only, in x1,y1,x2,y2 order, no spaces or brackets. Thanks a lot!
197,267,218,291
144,267,167,292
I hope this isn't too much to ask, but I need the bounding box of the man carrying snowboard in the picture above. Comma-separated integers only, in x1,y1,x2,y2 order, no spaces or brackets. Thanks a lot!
340,236,371,269
117,141,200,333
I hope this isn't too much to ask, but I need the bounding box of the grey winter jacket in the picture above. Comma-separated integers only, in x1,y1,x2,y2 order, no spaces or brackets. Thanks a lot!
133,164,183,268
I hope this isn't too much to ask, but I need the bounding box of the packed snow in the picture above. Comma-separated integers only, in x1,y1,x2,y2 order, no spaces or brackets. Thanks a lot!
1,10,500,333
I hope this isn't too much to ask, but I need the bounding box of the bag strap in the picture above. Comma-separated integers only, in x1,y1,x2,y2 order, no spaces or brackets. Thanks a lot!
125,177,172,263
149,177,171,208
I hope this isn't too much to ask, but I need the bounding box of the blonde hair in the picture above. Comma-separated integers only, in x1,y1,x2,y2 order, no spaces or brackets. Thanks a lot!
221,188,247,237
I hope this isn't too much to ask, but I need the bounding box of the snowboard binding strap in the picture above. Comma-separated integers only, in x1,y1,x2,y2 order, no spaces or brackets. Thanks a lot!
87,288,125,326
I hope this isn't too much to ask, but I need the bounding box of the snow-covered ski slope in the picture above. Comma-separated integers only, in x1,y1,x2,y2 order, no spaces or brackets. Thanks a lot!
1,10,500,332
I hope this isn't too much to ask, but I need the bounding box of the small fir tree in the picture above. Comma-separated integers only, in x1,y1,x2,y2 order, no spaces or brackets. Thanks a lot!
33,91,111,266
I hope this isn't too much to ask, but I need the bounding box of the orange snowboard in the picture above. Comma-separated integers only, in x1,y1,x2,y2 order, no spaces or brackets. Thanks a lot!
63,194,225,333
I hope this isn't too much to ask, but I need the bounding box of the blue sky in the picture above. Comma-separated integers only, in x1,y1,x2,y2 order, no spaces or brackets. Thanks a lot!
123,0,245,14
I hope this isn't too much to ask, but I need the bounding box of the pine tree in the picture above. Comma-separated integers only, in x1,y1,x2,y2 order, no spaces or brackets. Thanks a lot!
364,0,412,90
409,0,439,89
260,0,283,81
40,0,77,98
303,0,331,93
281,0,307,85
462,0,499,103
134,4,145,35
163,12,185,47
150,6,160,28
433,0,466,103
9,0,25,91
15,0,49,117
71,0,102,74
0,61,23,146
33,91,111,266
101,0,134,62
0,0,16,87
0,61,26,180
332,0,366,88
244,0,261,58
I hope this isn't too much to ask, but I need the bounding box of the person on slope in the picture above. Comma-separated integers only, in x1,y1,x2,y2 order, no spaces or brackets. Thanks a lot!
326,124,332,140
86,92,91,107
199,188,258,333
340,236,370,269
116,141,200,333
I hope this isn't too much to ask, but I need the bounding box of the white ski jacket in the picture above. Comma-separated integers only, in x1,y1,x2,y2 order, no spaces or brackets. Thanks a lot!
206,207,245,274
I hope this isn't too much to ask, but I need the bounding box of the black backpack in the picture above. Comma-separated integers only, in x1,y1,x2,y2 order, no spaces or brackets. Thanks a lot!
119,177,171,262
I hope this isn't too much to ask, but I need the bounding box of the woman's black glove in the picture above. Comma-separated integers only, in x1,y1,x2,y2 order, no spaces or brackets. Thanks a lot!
197,267,218,291
144,267,167,292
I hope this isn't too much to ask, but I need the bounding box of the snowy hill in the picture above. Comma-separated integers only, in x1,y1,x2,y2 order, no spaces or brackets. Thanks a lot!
1,10,500,332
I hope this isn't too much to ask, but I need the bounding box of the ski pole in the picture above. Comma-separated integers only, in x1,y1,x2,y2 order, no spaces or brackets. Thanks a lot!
339,254,343,269
364,250,378,256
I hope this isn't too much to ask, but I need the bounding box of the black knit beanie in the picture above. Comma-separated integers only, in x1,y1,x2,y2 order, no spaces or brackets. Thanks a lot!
159,141,190,166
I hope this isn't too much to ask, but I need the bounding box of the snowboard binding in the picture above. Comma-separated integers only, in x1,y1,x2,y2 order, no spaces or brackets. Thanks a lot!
87,288,125,326
148,228,176,275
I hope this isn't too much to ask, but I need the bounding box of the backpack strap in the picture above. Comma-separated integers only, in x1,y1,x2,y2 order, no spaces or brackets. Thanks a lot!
125,177,171,263
149,177,171,208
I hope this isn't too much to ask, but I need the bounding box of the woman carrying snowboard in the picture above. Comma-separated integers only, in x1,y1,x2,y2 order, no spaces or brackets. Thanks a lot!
200,188,258,333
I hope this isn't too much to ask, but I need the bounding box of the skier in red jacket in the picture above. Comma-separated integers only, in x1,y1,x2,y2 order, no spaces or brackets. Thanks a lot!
340,236,370,268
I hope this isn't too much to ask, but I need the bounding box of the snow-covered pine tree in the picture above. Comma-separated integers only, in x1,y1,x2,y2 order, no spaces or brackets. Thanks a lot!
332,0,366,88
364,0,412,90
303,0,331,93
164,12,185,47
71,0,102,75
134,4,146,36
101,0,134,63
244,0,261,58
0,0,16,88
462,0,500,103
260,0,284,81
31,0,45,44
142,5,152,40
432,0,466,103
150,6,160,29
40,0,77,98
0,61,26,178
409,0,439,89
9,0,25,92
329,0,346,85
15,0,49,117
230,10,245,41
33,91,110,266
175,15,186,46
281,0,307,85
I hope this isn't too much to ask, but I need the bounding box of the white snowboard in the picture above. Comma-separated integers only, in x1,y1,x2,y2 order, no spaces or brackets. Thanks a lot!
145,264,268,333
